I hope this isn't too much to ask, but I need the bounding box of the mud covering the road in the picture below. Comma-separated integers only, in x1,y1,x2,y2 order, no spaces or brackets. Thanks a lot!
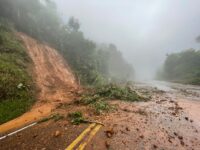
0,101,104,150
86,85,200,150
1,78,200,149
0,119,88,150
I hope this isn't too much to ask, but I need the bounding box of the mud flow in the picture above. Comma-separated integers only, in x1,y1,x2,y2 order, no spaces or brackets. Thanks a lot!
1,79,200,150
0,33,78,134
86,81,200,150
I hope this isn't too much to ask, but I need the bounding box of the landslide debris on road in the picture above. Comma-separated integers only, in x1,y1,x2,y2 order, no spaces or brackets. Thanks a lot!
1,82,200,150
86,85,200,150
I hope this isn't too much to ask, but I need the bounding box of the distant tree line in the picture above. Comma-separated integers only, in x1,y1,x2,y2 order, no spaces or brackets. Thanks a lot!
0,0,134,85
157,49,200,85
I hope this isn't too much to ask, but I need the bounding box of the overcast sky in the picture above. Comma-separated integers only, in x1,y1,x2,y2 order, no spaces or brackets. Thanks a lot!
55,0,200,80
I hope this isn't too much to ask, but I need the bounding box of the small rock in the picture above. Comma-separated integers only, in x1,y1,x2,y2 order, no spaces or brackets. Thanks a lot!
178,136,183,140
105,141,110,148
54,130,61,137
123,108,131,112
122,140,126,145
139,135,144,139
171,112,176,116
63,122,68,127
105,128,114,138
174,132,177,136
153,144,157,149
126,127,130,131
185,117,189,121
180,140,185,146
17,83,24,89
33,134,38,138
168,138,172,143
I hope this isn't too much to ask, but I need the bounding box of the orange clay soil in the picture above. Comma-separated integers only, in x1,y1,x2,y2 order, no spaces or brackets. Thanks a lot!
0,33,79,134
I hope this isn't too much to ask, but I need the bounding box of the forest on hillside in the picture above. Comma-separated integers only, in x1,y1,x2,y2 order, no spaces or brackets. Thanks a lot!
157,49,200,85
0,0,134,85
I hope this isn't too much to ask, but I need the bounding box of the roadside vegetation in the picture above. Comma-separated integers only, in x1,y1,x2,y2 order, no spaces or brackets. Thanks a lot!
0,23,35,124
157,49,200,85
77,84,146,114
68,112,86,125
38,113,64,123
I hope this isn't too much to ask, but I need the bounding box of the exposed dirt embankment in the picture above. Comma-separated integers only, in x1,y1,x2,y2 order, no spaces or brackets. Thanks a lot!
19,33,78,103
0,33,78,134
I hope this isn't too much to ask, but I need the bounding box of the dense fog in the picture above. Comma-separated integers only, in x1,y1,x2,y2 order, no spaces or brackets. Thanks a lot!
55,0,200,80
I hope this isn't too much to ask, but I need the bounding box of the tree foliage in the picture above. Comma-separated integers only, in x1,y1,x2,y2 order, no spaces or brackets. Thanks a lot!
0,0,134,85
158,49,200,85
96,44,134,82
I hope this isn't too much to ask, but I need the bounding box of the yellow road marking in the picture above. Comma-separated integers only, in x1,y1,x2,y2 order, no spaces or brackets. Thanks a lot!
65,123,96,150
77,124,102,150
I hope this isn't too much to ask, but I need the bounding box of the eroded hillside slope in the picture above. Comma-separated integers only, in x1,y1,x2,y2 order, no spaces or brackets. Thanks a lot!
19,33,78,103
0,33,78,133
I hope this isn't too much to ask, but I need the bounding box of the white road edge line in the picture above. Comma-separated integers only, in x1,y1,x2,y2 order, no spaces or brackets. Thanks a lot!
0,122,37,140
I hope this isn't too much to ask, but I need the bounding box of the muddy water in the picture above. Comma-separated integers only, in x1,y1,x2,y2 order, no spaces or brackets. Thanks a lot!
87,81,200,150
138,80,200,97
140,80,200,125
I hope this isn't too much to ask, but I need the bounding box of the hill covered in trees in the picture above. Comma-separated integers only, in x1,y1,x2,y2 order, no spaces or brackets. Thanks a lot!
0,0,134,85
157,49,200,85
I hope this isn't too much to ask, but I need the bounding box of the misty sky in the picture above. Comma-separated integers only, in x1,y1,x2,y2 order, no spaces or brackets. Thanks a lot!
55,0,200,80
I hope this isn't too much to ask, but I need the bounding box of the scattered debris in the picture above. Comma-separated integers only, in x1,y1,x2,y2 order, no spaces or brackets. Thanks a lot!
180,140,185,146
17,83,25,89
126,127,130,131
153,144,158,149
134,109,148,116
105,141,110,149
105,128,114,138
139,135,144,139
38,114,64,123
185,117,189,121
68,111,85,125
54,130,61,137
178,136,183,140
32,134,38,138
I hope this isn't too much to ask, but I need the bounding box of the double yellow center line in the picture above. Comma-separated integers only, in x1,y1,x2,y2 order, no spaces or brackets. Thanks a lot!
65,123,102,150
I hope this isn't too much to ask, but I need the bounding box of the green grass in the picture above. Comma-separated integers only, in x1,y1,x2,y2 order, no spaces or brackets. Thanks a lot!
68,111,86,125
38,114,64,123
78,84,146,114
94,84,144,102
0,23,35,124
